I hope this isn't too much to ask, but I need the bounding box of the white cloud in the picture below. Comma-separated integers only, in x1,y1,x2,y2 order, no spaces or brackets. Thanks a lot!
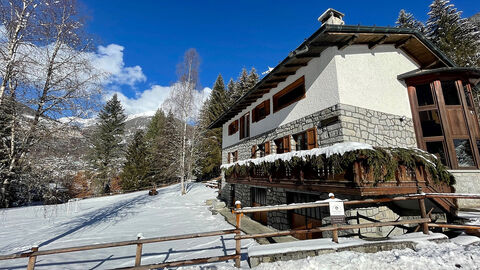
107,85,212,116
92,44,147,87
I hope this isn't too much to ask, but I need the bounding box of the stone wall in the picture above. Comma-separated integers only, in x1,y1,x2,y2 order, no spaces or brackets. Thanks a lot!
222,103,417,164
451,170,480,208
266,188,289,230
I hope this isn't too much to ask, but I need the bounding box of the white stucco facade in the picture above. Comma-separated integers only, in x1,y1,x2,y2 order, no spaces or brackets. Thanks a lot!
222,45,419,149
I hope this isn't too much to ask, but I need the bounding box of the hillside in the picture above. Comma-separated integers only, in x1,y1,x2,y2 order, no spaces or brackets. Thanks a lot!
0,183,256,269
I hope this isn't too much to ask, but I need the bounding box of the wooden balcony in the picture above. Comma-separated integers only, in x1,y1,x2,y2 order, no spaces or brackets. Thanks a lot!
224,150,457,214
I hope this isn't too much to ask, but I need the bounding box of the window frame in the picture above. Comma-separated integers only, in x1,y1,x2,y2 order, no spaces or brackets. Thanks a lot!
273,76,306,113
407,76,480,169
228,120,239,136
252,99,271,123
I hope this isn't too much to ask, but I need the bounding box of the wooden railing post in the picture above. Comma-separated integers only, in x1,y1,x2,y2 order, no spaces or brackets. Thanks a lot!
332,224,339,243
27,246,38,270
418,188,429,235
135,233,143,267
235,201,242,268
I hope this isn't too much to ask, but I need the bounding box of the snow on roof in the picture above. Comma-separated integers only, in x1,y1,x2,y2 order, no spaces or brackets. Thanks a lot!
221,142,373,169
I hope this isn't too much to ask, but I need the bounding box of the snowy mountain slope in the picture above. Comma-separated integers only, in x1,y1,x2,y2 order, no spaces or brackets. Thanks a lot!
0,183,256,269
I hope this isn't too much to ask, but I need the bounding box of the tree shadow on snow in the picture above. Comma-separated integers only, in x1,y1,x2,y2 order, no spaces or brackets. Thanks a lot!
3,242,247,269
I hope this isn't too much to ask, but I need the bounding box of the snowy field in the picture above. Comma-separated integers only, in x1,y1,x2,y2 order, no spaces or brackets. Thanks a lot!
0,183,256,269
1,183,480,270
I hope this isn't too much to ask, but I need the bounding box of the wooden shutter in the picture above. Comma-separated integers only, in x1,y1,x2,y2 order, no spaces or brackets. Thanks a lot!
228,152,231,163
264,100,270,116
239,117,244,139
251,145,257,158
251,107,257,123
265,141,271,155
234,151,238,161
283,136,291,152
307,128,318,150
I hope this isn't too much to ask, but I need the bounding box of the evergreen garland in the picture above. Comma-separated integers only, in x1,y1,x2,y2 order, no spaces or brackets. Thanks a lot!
223,146,454,186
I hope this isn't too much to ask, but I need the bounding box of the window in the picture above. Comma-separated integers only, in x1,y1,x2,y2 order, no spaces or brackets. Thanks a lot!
228,120,238,135
416,83,434,106
463,82,473,109
252,142,270,158
409,79,480,169
441,80,461,105
273,76,305,112
426,141,448,166
419,110,443,137
239,113,250,140
252,99,270,122
454,139,475,167
293,128,317,151
229,151,238,163
275,136,291,154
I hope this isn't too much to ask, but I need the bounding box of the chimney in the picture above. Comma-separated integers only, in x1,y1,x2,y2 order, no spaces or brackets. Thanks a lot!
318,8,345,26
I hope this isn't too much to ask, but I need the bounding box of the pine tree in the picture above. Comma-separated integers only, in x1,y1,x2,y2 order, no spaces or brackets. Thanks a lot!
90,94,127,194
426,0,480,66
194,75,228,180
227,78,237,106
246,67,259,91
396,9,425,33
145,109,166,144
120,130,150,191
207,74,228,123
162,111,181,183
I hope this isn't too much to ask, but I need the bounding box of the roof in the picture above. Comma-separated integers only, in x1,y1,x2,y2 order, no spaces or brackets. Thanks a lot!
398,67,480,85
208,24,457,129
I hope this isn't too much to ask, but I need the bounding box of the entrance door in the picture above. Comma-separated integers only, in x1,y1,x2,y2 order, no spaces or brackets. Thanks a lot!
287,192,323,240
251,187,267,225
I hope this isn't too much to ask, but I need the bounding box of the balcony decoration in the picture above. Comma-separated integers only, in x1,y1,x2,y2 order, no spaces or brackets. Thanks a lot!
221,142,454,185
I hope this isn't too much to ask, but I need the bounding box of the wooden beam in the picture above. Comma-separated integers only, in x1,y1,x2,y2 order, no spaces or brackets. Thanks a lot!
295,53,320,58
337,34,359,50
274,72,296,77
368,35,389,49
284,63,308,68
423,60,440,69
310,41,340,47
395,36,413,49
266,78,286,83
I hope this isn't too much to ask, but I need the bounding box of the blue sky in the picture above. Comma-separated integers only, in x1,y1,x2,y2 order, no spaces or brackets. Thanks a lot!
80,0,479,115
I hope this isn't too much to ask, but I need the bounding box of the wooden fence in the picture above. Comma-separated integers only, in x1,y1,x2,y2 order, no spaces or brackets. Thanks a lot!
1,192,480,269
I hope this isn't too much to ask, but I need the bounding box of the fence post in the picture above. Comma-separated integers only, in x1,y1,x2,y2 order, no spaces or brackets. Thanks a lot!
135,233,143,267
27,246,38,270
235,201,242,268
332,224,339,243
418,188,429,235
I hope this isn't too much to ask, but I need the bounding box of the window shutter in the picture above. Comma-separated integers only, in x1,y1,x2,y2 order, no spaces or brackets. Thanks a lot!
234,151,238,161
251,145,257,158
264,100,270,116
239,117,244,139
283,136,291,152
228,153,231,163
307,128,318,150
265,141,271,155
252,108,257,123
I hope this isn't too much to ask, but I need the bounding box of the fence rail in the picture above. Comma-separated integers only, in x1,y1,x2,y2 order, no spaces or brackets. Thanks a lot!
1,192,480,269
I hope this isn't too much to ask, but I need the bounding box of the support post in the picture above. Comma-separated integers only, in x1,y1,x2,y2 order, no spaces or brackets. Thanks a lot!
235,201,242,268
27,246,38,270
332,224,339,243
135,234,143,266
418,188,429,234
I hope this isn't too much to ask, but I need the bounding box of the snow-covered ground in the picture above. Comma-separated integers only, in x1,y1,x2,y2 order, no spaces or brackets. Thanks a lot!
183,241,480,270
0,183,256,269
1,183,480,270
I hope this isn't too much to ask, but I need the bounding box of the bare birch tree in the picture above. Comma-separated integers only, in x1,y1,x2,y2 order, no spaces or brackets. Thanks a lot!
164,48,200,195
0,0,103,207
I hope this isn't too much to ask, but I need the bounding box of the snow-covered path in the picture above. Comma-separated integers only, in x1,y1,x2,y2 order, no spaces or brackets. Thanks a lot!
0,183,256,269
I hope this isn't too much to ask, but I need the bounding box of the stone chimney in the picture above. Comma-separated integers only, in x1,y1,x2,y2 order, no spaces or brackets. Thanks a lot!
318,8,345,26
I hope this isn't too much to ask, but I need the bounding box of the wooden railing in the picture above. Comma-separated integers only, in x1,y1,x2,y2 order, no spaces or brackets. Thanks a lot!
1,193,480,269
0,229,240,270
